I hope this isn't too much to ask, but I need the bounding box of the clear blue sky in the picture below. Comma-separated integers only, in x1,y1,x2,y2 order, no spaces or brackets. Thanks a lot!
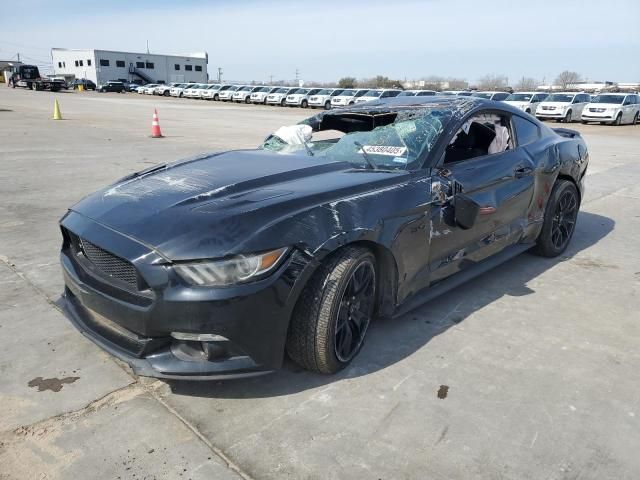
2,0,639,84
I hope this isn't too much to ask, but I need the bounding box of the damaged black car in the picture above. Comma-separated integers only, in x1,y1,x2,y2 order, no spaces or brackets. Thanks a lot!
60,96,588,379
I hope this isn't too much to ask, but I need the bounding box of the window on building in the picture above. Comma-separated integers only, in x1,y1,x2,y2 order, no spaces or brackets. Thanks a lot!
195,65,202,72
145,62,154,69
79,60,83,66
116,60,125,68
87,59,92,66
74,60,79,67
185,65,193,71
58,62,62,68
136,61,144,68
175,64,180,71
99,59,109,67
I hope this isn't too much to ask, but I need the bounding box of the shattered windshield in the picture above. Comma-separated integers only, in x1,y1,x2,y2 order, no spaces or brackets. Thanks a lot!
591,95,625,104
260,107,448,171
505,93,533,101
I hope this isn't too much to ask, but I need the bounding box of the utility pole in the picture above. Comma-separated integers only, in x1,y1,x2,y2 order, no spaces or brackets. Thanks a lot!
146,40,150,54
217,67,223,83
295,68,299,85
269,75,274,84
17,52,20,62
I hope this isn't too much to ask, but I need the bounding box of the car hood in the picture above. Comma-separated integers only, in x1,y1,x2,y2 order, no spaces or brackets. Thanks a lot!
539,102,570,108
69,150,403,260
585,103,622,109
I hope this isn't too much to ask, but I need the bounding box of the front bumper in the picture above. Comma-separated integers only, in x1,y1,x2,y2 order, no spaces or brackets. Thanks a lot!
536,110,565,118
59,212,316,380
581,113,616,122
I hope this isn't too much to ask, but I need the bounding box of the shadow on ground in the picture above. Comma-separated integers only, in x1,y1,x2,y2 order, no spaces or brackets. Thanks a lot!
166,211,614,399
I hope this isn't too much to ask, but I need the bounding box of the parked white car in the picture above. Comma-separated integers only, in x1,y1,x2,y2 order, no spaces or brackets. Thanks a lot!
286,88,323,108
472,91,511,101
503,92,548,115
142,84,159,95
441,90,473,96
536,92,591,123
308,89,344,109
233,86,262,103
200,84,221,100
266,87,298,106
330,89,369,107
398,90,437,97
183,83,208,98
250,86,279,104
155,83,178,96
581,93,640,125
218,85,242,102
355,89,402,103
169,83,193,97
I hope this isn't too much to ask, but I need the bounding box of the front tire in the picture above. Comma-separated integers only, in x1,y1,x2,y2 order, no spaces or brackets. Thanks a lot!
563,110,572,123
613,113,622,126
632,112,639,125
533,180,579,257
286,246,376,374
301,99,308,108
324,100,331,110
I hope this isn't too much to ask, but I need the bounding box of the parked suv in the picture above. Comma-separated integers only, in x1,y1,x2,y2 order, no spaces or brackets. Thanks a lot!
503,92,548,115
536,92,591,123
251,86,280,104
266,87,298,106
581,93,640,125
233,86,262,103
98,81,126,93
155,83,178,96
308,89,344,109
472,91,511,101
286,88,323,108
331,89,369,107
355,89,402,103
72,79,96,90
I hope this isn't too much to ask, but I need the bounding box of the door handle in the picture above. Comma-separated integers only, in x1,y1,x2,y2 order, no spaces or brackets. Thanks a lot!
514,166,533,178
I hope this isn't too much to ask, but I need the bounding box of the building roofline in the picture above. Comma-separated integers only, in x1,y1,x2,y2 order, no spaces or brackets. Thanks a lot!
51,48,207,59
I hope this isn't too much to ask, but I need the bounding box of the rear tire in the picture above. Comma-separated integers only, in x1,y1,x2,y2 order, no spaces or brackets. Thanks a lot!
286,247,376,374
533,180,579,258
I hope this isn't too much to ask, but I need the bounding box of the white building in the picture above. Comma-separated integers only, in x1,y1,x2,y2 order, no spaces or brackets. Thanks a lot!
51,48,208,85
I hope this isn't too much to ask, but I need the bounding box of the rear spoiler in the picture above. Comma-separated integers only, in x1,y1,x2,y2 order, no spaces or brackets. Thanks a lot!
552,127,581,138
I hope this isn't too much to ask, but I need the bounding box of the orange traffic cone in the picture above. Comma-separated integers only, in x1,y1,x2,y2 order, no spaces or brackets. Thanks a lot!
151,109,163,138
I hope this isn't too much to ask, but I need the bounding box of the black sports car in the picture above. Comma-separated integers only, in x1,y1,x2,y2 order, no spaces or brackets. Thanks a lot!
59,96,588,379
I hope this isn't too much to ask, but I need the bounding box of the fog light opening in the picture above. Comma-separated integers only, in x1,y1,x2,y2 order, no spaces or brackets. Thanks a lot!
171,332,229,342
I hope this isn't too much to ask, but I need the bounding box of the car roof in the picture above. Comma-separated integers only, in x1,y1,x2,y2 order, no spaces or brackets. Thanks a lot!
324,95,528,117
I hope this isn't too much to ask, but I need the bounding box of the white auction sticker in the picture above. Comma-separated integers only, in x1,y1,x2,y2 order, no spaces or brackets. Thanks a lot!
359,145,407,157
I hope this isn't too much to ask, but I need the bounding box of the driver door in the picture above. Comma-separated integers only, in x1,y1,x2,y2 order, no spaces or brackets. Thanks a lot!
427,112,536,284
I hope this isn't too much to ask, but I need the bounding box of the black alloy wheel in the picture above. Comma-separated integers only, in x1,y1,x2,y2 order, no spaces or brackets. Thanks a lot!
534,180,579,257
334,261,375,362
287,246,376,373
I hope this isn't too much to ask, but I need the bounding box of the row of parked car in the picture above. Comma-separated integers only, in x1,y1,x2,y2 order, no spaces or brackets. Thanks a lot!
93,79,640,125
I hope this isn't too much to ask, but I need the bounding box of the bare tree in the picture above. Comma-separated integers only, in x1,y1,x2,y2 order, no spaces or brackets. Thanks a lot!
515,76,539,91
555,71,581,89
338,77,357,88
477,74,509,90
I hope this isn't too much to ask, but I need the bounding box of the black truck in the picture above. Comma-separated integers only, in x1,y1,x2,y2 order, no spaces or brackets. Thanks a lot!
8,65,61,91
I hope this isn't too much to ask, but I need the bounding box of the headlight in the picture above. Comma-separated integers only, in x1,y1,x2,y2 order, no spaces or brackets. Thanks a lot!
174,247,288,286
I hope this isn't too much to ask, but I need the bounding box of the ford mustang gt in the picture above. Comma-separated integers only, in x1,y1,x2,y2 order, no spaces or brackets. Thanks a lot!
59,96,588,379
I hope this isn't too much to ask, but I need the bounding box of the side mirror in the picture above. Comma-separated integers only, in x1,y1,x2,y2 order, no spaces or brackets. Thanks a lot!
454,193,480,230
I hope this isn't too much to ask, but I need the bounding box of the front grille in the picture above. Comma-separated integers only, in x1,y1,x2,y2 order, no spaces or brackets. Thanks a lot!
67,231,138,288
590,108,605,113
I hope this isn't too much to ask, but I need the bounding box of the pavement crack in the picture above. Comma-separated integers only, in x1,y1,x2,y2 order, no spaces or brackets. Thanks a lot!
2,382,141,438
144,385,256,480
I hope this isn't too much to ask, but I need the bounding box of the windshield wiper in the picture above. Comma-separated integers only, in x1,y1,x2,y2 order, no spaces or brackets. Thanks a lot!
353,141,377,170
302,139,314,157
